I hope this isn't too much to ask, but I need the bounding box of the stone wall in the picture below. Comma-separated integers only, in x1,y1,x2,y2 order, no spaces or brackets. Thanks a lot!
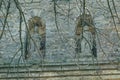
0,0,120,64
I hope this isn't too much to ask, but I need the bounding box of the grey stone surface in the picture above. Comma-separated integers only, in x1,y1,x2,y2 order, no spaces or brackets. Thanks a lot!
0,0,120,64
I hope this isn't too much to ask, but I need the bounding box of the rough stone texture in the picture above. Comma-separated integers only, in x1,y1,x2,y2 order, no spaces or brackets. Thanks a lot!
0,0,120,64
0,1,120,80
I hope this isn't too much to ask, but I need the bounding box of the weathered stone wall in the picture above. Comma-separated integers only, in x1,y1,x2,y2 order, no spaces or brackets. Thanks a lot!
0,0,120,64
